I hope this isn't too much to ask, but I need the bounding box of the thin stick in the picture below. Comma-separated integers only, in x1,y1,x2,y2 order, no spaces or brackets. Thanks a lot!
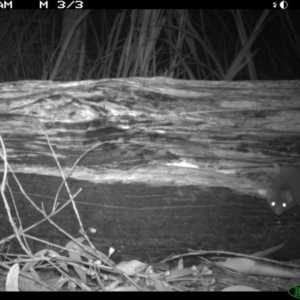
0,135,32,256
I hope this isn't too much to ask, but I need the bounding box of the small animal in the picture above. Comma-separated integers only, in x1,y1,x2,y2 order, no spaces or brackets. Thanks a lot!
266,166,300,215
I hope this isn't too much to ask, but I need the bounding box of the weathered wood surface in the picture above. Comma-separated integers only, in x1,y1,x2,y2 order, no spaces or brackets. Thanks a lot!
0,77,300,261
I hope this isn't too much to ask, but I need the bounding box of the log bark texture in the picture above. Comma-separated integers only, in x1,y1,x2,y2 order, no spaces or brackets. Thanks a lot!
0,77,299,261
